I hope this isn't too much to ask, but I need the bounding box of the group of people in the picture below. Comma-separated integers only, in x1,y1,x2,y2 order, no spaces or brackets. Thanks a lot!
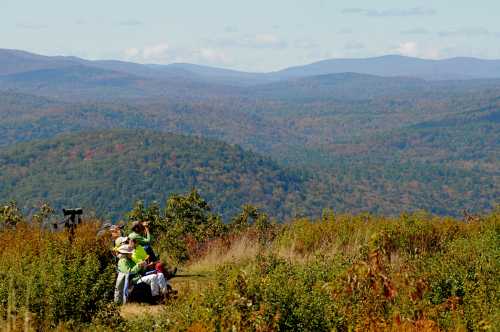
102,220,176,304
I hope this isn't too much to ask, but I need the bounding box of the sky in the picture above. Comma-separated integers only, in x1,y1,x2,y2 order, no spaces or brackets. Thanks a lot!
2,0,500,72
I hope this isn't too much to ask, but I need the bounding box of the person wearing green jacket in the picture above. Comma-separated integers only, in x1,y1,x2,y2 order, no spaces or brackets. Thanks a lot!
129,238,150,264
128,221,151,245
118,250,145,275
128,221,158,261
114,244,145,304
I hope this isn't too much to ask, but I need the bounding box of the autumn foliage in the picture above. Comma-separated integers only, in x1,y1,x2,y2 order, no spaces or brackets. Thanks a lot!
0,199,498,331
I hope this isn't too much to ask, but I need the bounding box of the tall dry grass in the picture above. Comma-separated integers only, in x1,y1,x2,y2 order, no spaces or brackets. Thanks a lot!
189,211,484,270
156,211,499,331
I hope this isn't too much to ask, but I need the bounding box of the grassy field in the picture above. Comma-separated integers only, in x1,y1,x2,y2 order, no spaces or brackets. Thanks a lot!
1,206,499,331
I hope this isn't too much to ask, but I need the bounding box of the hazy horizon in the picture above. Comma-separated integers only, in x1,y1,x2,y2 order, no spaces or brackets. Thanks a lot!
5,47,500,75
2,0,500,71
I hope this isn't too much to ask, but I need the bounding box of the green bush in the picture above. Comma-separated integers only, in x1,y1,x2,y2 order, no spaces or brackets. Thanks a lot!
1,199,498,331
421,215,500,330
126,190,227,263
0,220,116,330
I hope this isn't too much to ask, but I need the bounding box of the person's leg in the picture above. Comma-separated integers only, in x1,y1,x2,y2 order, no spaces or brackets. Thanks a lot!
138,274,160,296
156,272,168,294
114,272,126,304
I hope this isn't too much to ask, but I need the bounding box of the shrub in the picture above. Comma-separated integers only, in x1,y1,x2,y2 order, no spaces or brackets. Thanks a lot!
126,190,227,263
0,218,116,329
1,199,498,331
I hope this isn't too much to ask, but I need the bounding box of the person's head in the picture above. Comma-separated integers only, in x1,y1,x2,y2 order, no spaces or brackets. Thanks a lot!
131,221,144,233
110,225,123,240
115,236,129,248
117,245,133,258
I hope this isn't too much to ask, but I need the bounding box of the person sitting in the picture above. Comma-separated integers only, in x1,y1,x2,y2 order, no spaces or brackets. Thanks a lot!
114,244,144,304
114,244,169,304
128,238,149,262
114,236,128,248
129,237,177,279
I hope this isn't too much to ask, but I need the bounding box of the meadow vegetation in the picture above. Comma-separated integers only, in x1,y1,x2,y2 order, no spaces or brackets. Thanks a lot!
0,194,498,331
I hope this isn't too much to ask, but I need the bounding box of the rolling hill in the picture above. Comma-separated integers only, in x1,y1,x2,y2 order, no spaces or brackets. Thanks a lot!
0,130,317,220
0,49,498,218
0,125,496,219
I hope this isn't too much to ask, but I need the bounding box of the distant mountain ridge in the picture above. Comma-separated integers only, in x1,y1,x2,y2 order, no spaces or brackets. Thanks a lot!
274,55,500,81
3,49,500,85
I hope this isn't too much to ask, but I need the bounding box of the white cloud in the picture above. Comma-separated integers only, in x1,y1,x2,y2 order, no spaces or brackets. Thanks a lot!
394,41,441,59
122,43,231,66
397,41,419,57
122,43,170,63
124,48,140,59
142,43,169,61
199,48,230,64
244,33,288,49
209,33,287,49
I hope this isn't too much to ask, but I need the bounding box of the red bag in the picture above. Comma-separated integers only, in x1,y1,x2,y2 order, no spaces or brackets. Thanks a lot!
155,262,165,274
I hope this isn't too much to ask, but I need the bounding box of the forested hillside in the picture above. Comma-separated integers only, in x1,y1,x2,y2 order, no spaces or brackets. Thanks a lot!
0,49,498,217
0,128,496,219
0,130,319,220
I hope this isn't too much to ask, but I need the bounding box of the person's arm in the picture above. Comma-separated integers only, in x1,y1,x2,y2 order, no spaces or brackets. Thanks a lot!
117,258,130,273
129,231,151,246
130,262,144,274
143,225,152,244
118,258,143,274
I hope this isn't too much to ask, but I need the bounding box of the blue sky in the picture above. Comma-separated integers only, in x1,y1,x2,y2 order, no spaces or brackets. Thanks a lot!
2,0,500,71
